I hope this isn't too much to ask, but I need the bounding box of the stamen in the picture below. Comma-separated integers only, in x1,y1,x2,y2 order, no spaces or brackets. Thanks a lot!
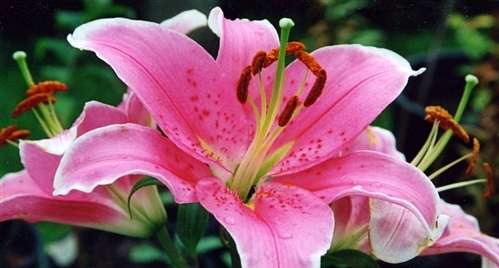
428,153,472,180
295,50,322,76
425,106,470,143
411,121,440,165
437,179,486,192
12,93,56,118
417,75,478,171
0,125,18,145
26,81,68,97
9,130,30,140
483,162,495,199
262,42,305,68
278,96,300,127
304,69,327,107
263,48,279,68
286,41,305,54
0,126,30,147
236,66,252,103
465,138,480,175
251,51,267,75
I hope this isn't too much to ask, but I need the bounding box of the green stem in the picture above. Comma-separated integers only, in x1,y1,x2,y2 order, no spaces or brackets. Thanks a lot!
32,109,54,137
6,140,19,148
12,51,35,87
411,121,439,165
264,18,294,133
156,227,188,268
47,101,64,131
437,179,486,192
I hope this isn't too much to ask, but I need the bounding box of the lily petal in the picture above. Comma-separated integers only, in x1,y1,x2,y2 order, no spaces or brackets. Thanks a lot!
330,196,370,252
423,201,499,267
0,170,153,237
68,17,252,169
273,45,424,175
340,126,405,160
160,9,207,34
53,123,212,203
118,90,152,126
29,101,128,155
369,199,448,263
273,151,438,237
208,7,279,99
196,178,333,268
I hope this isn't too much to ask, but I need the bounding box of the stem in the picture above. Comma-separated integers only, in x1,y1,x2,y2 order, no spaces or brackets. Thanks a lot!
32,109,54,137
12,51,35,86
428,153,471,180
264,18,294,133
437,179,486,192
6,140,19,148
47,101,64,131
411,121,439,165
156,227,188,268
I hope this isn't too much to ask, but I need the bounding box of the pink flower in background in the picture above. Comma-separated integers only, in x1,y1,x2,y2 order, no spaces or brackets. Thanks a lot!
0,98,166,237
53,7,442,267
326,126,499,267
0,10,208,237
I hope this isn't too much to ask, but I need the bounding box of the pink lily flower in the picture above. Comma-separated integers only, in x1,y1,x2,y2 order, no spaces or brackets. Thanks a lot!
54,7,443,267
0,97,168,237
329,126,499,267
0,10,208,237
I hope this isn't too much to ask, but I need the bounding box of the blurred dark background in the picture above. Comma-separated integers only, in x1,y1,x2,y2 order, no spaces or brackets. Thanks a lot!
0,0,498,267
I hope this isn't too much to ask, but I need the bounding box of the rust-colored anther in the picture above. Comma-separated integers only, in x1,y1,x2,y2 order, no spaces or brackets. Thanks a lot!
424,106,470,143
483,162,495,199
12,93,56,118
236,66,252,103
0,125,18,145
251,51,268,75
304,69,327,107
278,96,300,127
26,81,67,97
9,129,31,140
263,48,279,68
285,41,305,54
465,138,480,175
295,50,322,76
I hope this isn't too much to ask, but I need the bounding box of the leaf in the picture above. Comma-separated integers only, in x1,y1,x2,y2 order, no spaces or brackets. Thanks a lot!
35,222,72,245
127,177,163,219
129,243,169,264
196,236,223,254
321,250,380,268
176,203,210,254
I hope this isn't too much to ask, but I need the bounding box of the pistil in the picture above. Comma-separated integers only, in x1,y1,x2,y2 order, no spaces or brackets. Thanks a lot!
12,51,66,137
229,19,329,201
417,75,478,171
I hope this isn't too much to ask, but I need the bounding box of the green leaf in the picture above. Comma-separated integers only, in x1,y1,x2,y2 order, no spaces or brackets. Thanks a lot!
129,243,169,264
196,236,223,254
176,203,210,254
321,250,379,268
35,222,72,245
127,177,163,219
